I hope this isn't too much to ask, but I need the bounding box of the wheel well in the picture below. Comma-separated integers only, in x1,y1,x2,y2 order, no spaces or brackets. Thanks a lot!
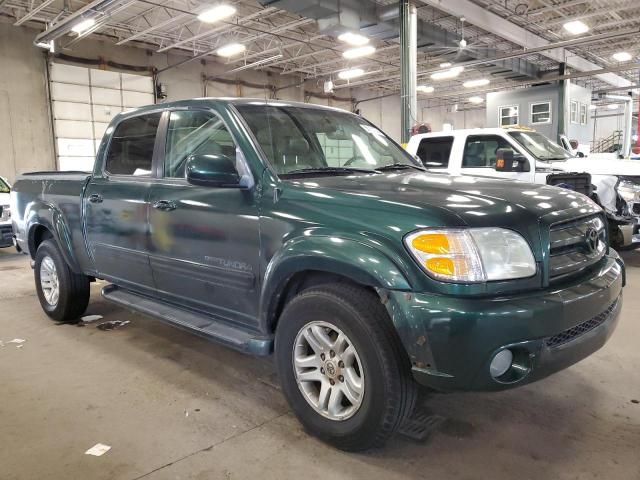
268,270,379,333
29,225,53,258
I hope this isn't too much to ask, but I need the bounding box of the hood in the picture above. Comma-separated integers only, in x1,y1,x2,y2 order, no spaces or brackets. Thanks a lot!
283,171,599,233
553,157,640,176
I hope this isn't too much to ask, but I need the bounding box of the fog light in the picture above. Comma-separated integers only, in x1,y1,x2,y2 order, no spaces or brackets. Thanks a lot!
490,349,513,378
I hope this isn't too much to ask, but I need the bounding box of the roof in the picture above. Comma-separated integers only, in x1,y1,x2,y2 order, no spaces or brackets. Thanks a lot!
411,127,536,140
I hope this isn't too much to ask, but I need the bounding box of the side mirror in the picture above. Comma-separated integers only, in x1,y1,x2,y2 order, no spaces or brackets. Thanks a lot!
576,151,585,158
495,148,530,173
186,154,244,188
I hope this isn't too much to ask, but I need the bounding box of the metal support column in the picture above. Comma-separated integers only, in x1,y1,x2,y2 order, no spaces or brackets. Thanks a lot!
400,0,416,144
557,62,567,142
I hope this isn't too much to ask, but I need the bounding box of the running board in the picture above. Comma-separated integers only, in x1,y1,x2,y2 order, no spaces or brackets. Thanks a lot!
101,284,273,356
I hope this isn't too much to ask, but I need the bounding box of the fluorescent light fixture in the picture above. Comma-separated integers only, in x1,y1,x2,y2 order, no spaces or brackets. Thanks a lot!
612,51,632,62
338,32,369,46
459,38,467,48
343,45,376,59
607,104,619,110
589,104,597,110
431,66,464,80
440,62,452,68
36,40,54,52
338,68,365,80
417,85,434,93
563,20,589,35
468,96,484,104
225,53,283,74
71,18,96,34
216,43,245,57
198,4,236,23
463,78,490,88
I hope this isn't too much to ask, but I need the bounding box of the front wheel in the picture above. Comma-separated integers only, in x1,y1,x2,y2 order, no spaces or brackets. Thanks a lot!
34,239,90,322
275,284,417,451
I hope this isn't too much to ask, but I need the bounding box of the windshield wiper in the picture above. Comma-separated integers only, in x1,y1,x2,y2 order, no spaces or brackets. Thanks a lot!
375,163,425,172
281,167,379,176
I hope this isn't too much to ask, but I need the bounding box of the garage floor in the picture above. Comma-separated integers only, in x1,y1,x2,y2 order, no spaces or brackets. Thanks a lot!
1,248,639,480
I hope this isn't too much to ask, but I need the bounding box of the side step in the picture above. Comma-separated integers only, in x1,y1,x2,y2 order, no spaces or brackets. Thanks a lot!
101,284,273,356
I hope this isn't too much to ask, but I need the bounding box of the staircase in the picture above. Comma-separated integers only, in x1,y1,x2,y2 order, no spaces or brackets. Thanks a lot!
591,130,623,153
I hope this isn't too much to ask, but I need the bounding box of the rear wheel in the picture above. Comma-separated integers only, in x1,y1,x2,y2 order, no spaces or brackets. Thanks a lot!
275,283,417,451
34,239,90,322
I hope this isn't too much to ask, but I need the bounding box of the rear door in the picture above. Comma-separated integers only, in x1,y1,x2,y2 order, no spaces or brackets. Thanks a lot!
414,136,453,172
147,108,261,326
460,134,535,182
84,111,164,293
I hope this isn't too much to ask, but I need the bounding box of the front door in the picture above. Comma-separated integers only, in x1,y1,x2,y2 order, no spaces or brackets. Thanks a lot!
460,134,534,183
84,111,163,293
148,109,261,326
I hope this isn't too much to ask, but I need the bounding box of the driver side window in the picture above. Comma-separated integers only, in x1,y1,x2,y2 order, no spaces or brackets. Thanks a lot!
462,135,512,168
164,110,237,178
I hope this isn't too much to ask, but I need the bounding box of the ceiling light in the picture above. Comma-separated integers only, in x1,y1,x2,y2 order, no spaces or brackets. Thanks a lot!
71,18,96,34
36,40,54,52
459,38,467,48
198,4,236,23
607,104,619,110
612,51,632,62
440,62,452,68
338,32,369,46
338,68,365,80
431,66,464,80
463,78,490,88
469,96,484,104
563,20,589,35
589,104,597,110
417,85,434,93
216,43,245,57
343,45,376,59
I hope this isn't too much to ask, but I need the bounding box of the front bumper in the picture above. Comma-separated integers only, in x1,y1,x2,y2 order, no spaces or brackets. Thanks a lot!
0,224,13,248
385,251,624,392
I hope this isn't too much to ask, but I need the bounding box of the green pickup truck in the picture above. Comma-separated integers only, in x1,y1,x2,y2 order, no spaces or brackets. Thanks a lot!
11,99,624,450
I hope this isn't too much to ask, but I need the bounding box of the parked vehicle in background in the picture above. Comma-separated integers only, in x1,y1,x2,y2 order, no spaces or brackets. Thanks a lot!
407,127,640,248
11,99,624,450
0,176,13,248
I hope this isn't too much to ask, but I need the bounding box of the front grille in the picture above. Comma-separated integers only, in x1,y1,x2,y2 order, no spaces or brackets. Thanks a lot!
545,298,619,348
548,215,606,279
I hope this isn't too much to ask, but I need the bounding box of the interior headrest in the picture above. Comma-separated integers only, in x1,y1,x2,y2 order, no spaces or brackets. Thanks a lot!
285,137,309,155
256,129,273,144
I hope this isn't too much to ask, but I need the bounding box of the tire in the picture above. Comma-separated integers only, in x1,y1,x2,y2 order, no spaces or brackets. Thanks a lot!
275,283,417,451
34,239,90,323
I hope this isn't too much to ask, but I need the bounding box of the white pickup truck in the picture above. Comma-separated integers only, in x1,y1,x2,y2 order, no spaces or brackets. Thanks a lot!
406,127,640,248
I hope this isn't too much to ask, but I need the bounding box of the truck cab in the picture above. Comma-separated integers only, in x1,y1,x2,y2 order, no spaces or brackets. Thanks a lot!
0,176,12,248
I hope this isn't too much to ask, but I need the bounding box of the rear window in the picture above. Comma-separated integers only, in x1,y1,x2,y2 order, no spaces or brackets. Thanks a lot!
416,137,453,168
105,113,161,176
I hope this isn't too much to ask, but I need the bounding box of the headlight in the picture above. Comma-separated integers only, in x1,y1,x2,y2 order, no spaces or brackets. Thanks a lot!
617,180,640,203
405,228,536,282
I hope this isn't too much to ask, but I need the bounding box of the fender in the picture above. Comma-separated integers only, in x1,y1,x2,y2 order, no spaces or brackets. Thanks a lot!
25,200,83,273
259,235,412,332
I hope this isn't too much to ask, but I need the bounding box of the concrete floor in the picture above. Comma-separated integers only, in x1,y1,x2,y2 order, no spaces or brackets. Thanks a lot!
1,247,639,480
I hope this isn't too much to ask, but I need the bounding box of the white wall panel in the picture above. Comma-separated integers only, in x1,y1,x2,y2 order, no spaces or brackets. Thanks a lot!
57,138,95,157
52,101,92,121
50,63,89,85
90,69,121,89
92,86,122,106
58,156,95,171
50,82,90,103
55,120,94,139
121,73,153,93
93,122,110,139
123,90,154,107
92,104,121,123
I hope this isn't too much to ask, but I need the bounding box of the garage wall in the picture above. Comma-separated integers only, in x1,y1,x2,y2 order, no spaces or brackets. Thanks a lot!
0,22,55,183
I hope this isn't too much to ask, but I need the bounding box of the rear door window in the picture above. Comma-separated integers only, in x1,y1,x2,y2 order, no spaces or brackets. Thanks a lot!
462,135,513,168
105,113,162,176
415,137,453,168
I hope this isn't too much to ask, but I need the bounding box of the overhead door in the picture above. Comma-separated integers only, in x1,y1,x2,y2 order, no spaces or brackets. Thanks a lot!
49,63,154,171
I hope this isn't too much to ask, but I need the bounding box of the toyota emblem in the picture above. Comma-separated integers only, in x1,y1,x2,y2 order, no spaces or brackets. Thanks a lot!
585,227,599,253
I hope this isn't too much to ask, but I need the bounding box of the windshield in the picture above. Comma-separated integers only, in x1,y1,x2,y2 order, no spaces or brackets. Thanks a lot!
0,178,9,194
508,131,572,161
235,104,420,175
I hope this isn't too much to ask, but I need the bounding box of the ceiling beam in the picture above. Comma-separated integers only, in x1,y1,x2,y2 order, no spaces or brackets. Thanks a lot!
420,0,633,88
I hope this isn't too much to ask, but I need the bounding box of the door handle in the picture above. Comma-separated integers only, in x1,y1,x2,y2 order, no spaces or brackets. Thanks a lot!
88,194,103,204
152,200,177,211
